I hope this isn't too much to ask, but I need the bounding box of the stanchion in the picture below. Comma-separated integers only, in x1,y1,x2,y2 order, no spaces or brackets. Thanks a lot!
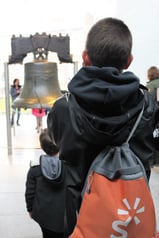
4,62,12,155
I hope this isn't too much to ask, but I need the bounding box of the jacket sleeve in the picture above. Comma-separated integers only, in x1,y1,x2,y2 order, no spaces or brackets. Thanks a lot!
25,168,37,212
10,87,17,98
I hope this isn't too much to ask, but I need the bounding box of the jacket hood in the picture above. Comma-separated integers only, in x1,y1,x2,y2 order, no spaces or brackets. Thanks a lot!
67,66,150,145
68,66,140,106
40,155,64,183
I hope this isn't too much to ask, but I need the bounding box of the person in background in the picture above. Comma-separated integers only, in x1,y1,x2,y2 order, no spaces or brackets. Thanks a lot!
146,66,159,102
25,129,65,238
10,78,22,126
32,108,46,133
146,66,159,167
47,17,159,236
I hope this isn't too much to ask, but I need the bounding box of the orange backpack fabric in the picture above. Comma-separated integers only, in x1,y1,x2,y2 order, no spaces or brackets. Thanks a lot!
69,104,158,238
69,145,157,238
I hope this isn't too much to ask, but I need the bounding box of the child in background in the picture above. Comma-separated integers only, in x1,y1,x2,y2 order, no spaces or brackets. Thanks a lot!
32,108,46,133
25,129,65,238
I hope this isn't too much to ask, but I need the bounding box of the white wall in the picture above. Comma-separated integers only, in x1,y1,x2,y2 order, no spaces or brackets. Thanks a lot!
114,0,159,85
0,0,159,88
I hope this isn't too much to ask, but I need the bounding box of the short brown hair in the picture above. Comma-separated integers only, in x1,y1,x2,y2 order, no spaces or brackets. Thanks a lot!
85,17,132,70
39,129,59,156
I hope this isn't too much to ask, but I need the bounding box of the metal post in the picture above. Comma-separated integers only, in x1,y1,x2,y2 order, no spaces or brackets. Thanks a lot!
4,62,12,155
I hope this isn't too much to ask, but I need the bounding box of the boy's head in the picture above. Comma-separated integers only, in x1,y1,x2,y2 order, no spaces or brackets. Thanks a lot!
82,17,133,71
39,129,59,156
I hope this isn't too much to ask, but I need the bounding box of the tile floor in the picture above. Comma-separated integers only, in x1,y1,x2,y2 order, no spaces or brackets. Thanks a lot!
0,112,159,238
0,113,44,238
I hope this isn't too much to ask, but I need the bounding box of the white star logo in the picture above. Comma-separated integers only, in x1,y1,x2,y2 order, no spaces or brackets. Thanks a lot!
117,197,145,225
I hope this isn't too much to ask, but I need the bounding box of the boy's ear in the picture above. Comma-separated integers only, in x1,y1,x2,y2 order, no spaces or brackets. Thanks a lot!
124,54,133,69
82,50,91,66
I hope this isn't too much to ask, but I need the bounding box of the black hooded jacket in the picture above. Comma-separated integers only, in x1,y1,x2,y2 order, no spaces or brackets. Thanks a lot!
47,66,159,235
25,155,65,233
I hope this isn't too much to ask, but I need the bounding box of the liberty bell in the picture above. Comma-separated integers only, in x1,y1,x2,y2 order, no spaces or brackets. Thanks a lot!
13,48,62,109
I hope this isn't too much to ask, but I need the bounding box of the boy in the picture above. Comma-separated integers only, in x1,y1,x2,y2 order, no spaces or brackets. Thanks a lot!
25,129,65,238
47,17,159,236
